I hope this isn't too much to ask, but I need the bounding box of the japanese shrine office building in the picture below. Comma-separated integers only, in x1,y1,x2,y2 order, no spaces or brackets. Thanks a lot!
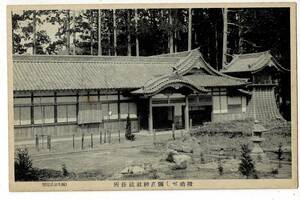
13,49,249,140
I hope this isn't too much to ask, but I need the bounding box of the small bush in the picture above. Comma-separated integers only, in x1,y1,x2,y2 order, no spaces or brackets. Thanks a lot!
125,116,135,141
218,162,223,175
61,163,69,177
271,168,279,175
238,144,258,179
15,148,38,181
200,152,205,164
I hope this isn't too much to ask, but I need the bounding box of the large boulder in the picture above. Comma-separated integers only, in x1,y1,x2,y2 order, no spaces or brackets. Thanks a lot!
165,149,179,162
172,154,192,169
120,165,146,176
168,143,194,153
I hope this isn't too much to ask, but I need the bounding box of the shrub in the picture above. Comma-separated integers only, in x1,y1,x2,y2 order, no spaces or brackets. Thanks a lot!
125,116,135,141
218,162,223,175
61,163,69,177
238,144,258,179
14,148,38,181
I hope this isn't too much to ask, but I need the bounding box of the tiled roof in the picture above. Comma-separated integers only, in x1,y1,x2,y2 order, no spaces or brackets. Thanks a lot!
222,51,289,73
13,55,180,91
246,87,284,121
184,74,247,87
13,49,247,92
131,73,208,96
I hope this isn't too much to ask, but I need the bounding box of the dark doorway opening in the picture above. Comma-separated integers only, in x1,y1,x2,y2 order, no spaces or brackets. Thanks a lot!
153,106,174,131
182,105,212,127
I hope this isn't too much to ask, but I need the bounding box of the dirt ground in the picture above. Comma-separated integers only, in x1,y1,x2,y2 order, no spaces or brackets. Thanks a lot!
15,130,292,181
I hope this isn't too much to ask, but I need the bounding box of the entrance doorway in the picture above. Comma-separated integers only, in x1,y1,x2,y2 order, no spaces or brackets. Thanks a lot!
153,106,174,131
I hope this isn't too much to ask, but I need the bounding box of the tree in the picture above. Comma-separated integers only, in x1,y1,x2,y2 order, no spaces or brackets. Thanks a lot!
188,8,192,51
238,144,258,179
222,8,228,67
15,148,38,181
125,116,135,141
12,10,51,54
134,9,139,56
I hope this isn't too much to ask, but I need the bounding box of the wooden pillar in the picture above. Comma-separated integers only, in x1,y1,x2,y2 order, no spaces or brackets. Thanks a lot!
185,95,189,132
148,97,153,133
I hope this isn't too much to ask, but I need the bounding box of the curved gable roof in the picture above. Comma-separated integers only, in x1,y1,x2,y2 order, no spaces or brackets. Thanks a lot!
222,51,289,74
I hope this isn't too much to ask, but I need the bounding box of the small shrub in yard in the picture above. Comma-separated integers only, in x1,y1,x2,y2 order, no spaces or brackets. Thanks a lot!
61,163,69,177
238,144,258,179
218,160,224,176
271,168,279,175
276,143,284,168
125,116,135,141
200,152,205,164
15,148,38,181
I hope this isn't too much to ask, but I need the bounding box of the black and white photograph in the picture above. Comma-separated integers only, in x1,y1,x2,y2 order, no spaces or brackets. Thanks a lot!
7,3,297,191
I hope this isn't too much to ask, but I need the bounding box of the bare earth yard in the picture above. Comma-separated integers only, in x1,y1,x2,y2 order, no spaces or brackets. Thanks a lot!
15,129,292,180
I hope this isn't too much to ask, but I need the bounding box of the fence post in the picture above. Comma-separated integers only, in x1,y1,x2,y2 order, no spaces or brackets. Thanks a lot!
91,133,93,148
41,134,44,149
47,135,51,150
35,134,39,151
108,131,111,143
153,129,156,145
189,119,192,129
100,130,102,144
118,129,121,143
104,130,107,143
81,133,84,150
172,123,175,140
72,134,75,149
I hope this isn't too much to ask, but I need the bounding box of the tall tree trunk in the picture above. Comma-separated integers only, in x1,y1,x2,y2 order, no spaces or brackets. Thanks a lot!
215,23,219,70
188,8,192,51
168,9,174,53
174,31,178,53
134,9,139,56
222,8,228,67
72,10,76,55
98,9,102,56
66,10,71,55
113,9,117,56
127,10,131,56
238,13,244,54
32,10,37,55
90,10,94,55
174,9,178,53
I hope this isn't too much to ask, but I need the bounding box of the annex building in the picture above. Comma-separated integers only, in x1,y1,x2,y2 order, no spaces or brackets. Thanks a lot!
13,48,285,140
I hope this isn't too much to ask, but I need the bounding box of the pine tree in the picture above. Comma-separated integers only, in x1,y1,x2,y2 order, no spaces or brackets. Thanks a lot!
125,115,134,141
238,144,258,179
15,148,38,181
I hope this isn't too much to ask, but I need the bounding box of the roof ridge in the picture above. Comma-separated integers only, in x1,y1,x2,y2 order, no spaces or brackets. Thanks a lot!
13,54,180,63
235,50,270,58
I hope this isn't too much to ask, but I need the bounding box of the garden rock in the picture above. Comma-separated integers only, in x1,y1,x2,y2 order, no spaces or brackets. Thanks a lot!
165,149,179,162
172,154,192,170
120,165,146,176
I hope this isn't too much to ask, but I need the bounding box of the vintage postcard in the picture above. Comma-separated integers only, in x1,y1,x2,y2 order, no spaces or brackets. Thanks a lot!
7,2,297,191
